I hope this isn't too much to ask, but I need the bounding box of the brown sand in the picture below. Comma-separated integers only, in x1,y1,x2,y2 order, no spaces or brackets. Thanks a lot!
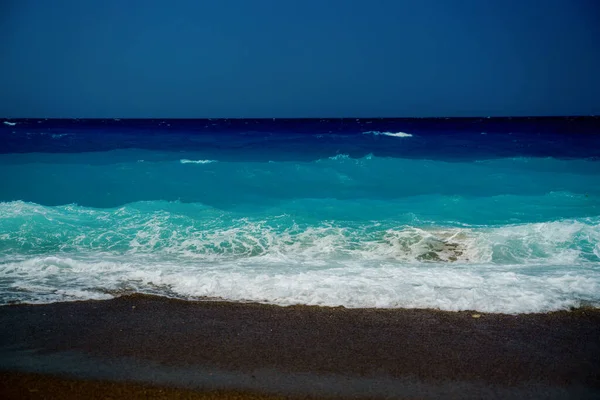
0,371,296,400
0,294,599,399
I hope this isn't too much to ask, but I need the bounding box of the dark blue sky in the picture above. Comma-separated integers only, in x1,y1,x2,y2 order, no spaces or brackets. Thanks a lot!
1,0,599,118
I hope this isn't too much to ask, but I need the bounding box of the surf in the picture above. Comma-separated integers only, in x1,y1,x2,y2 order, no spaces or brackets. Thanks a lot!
1,119,599,313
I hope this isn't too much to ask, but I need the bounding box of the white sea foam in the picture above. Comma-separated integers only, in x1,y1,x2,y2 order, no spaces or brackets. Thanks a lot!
179,159,217,164
1,254,598,313
322,153,374,163
363,131,413,138
3,121,16,126
327,154,351,161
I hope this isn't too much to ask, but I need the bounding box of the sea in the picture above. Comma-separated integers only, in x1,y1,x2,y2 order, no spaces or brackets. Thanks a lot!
1,118,599,313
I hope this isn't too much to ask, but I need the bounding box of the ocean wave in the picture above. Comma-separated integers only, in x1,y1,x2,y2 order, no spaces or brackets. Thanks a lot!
1,254,598,313
179,159,217,164
326,154,351,161
1,201,598,265
3,122,600,313
3,151,600,213
1,201,599,312
363,131,413,138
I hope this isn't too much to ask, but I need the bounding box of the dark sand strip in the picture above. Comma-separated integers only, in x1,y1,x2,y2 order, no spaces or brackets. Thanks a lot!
0,371,295,400
0,295,599,399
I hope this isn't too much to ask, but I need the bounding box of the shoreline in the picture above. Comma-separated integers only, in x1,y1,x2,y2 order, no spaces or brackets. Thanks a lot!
1,294,599,399
6,292,600,315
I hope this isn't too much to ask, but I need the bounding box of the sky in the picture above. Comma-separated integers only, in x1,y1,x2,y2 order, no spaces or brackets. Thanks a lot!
1,0,599,118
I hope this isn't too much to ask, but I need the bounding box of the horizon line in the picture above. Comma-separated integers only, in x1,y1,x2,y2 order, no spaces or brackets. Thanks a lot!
3,115,599,121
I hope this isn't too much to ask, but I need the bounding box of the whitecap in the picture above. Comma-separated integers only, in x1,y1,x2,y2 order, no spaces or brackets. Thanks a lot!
328,154,351,161
363,131,413,138
179,159,217,164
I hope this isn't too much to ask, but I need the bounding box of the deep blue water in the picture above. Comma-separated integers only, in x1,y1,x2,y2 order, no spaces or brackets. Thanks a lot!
1,118,599,312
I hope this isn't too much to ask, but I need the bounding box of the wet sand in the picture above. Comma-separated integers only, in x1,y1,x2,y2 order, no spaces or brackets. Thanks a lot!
1,294,599,399
0,371,294,400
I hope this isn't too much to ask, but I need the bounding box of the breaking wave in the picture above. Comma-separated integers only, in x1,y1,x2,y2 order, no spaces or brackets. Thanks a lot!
179,159,217,164
1,201,599,312
363,131,413,138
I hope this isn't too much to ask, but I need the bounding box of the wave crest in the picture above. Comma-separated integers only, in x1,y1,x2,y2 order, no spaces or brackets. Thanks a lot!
363,131,413,138
2,201,599,312
180,159,217,164
0,201,598,265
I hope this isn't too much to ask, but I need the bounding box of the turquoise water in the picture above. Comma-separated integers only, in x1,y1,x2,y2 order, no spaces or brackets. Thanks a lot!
1,119,599,312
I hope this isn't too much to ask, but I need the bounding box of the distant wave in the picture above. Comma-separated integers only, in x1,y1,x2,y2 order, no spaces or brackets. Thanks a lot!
323,153,373,162
328,154,351,161
363,131,413,138
179,159,217,164
3,121,16,126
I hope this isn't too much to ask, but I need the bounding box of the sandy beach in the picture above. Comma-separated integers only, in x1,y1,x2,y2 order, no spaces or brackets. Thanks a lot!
0,294,599,399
